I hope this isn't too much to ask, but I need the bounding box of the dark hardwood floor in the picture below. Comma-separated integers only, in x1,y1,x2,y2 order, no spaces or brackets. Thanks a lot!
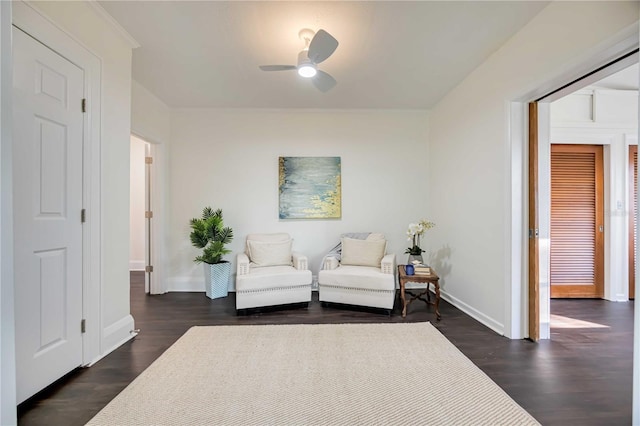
18,272,634,425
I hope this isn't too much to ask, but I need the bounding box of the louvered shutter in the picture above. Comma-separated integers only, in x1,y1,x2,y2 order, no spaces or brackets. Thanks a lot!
630,146,637,299
550,144,603,298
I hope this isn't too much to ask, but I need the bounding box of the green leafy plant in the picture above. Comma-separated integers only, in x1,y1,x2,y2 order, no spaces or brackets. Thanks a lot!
189,207,234,264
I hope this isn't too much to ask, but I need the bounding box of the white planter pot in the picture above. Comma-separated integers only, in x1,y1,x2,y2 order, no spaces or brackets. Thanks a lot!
203,262,231,299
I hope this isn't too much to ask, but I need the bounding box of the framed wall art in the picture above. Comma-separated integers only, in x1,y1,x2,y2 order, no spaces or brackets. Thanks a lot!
278,156,342,219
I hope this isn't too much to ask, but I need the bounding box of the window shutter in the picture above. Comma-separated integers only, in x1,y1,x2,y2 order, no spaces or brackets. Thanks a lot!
550,144,603,297
630,146,637,299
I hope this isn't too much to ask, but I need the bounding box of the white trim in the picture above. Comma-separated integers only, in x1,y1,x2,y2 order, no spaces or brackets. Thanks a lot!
0,1,16,423
440,290,505,336
130,132,167,294
506,101,526,339
537,102,552,340
12,0,103,365
129,260,145,271
552,132,629,142
167,276,206,293
168,272,239,293
85,1,140,49
635,56,640,423
94,315,136,366
148,142,165,294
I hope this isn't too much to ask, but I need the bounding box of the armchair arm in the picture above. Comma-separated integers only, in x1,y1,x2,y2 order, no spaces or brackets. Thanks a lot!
237,252,250,275
292,252,308,270
323,256,340,270
381,253,396,274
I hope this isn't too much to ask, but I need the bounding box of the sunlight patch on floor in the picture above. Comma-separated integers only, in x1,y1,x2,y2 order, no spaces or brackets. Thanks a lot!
550,314,609,329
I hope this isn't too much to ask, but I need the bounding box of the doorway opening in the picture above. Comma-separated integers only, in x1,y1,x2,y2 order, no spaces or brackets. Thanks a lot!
547,63,638,339
130,135,151,293
525,49,639,341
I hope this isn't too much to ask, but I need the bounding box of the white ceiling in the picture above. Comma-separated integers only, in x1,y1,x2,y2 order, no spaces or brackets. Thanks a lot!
98,1,549,109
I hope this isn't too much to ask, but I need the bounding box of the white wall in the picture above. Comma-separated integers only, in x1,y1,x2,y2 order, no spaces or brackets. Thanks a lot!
131,80,171,145
168,109,429,291
428,1,639,336
551,88,638,302
28,1,135,350
130,136,146,271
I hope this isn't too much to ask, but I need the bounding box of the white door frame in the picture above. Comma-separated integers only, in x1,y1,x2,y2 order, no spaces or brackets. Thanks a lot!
131,130,167,294
0,1,16,423
507,23,639,424
507,26,638,338
12,1,103,364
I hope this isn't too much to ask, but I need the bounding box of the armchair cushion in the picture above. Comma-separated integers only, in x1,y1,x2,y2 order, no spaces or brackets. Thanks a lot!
340,237,386,267
235,265,310,292
319,265,394,292
247,238,292,267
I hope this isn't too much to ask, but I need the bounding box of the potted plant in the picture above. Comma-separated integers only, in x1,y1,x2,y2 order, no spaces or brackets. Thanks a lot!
405,219,435,264
190,207,234,299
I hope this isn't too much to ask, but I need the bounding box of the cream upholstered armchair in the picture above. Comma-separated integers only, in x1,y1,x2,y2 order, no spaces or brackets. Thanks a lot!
318,233,396,314
235,233,312,313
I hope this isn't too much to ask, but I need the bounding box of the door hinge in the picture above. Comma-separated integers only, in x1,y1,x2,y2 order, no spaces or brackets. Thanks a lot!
145,156,153,164
81,208,86,223
81,98,86,113
145,265,154,273
81,319,86,333
528,228,539,239
145,211,153,219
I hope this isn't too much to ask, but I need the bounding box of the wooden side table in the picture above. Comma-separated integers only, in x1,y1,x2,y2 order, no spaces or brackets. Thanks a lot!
397,265,441,320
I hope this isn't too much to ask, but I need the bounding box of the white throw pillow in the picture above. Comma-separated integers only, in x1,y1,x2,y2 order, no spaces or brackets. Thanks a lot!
340,237,386,267
366,233,386,241
247,239,293,267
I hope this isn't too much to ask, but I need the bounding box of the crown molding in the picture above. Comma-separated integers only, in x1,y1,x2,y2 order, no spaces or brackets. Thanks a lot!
86,0,140,49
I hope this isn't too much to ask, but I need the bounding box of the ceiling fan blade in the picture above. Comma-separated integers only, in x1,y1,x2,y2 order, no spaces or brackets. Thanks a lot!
312,70,337,92
308,29,338,64
259,65,297,71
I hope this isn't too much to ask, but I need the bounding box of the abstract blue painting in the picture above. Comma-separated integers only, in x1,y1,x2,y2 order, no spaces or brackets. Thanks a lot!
279,157,342,219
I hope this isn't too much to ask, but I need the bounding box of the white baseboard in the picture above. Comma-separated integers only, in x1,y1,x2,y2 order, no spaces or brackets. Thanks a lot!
89,314,136,366
167,274,240,292
440,290,505,336
129,260,145,271
615,293,628,302
167,276,205,292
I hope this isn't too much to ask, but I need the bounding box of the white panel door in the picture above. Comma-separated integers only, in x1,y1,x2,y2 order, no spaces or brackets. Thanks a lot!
12,27,84,403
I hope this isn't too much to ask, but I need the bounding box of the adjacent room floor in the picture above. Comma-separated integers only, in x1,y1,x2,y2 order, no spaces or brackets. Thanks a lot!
18,272,634,425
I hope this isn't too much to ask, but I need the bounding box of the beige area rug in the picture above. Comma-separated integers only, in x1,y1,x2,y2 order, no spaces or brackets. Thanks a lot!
87,322,539,426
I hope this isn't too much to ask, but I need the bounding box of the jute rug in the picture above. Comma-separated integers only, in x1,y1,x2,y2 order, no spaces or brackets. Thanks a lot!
87,322,539,425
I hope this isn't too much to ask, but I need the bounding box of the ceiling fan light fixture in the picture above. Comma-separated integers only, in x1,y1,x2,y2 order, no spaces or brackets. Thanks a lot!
259,28,338,91
298,64,317,78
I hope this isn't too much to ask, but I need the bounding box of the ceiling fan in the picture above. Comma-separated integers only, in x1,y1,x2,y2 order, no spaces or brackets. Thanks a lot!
259,28,339,92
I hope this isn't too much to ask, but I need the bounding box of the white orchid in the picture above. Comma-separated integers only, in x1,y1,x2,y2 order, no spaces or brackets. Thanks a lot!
405,219,435,255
